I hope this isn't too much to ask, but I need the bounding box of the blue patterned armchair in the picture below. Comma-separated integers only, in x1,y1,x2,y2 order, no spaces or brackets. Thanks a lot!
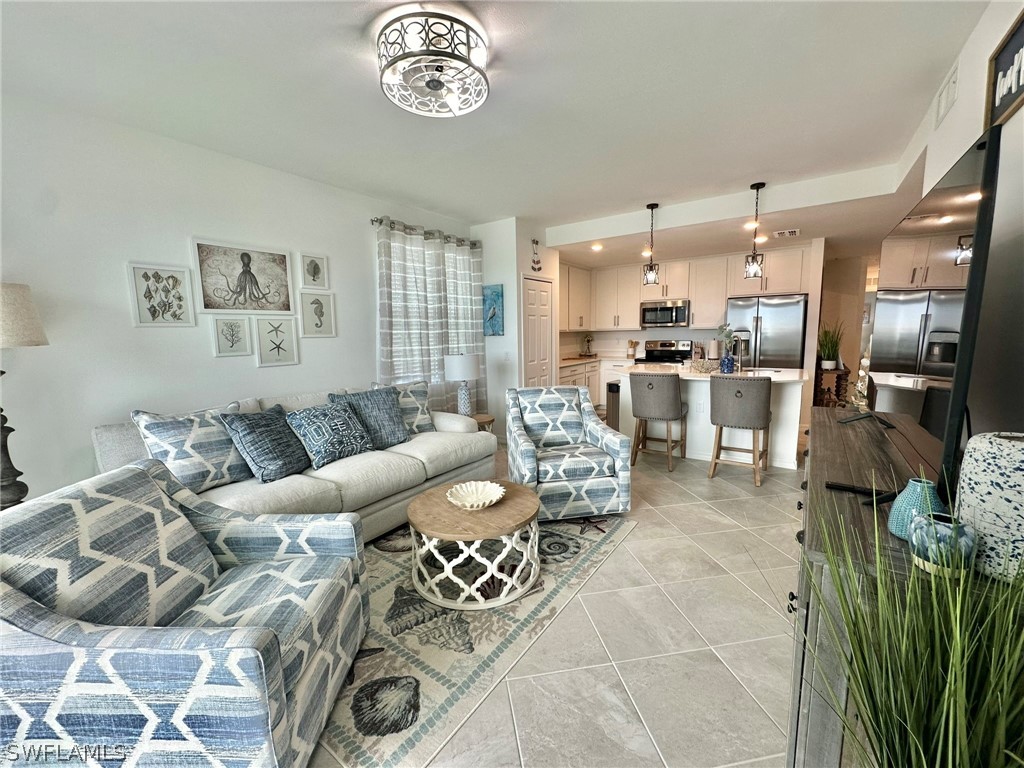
0,459,367,768
506,386,631,520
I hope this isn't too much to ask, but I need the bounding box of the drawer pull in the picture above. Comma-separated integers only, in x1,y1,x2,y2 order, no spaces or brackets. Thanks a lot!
800,480,808,491
795,529,805,544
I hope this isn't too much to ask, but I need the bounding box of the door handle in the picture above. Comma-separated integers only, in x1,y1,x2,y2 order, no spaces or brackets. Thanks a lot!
923,266,930,284
911,267,918,285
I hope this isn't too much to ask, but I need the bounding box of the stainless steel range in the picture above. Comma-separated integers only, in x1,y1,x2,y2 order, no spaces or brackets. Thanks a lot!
635,340,693,364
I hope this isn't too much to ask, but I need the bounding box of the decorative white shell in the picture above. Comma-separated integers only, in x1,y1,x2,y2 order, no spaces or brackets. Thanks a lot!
446,481,506,510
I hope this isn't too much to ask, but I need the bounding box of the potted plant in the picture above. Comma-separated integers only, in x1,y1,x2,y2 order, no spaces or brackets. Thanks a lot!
818,320,844,370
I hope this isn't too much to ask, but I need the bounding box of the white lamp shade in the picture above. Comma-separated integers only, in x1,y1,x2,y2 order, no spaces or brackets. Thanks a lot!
1,283,49,348
444,353,482,381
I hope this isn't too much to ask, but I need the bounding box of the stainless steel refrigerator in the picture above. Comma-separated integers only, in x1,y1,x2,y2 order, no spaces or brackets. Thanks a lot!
726,294,808,369
871,289,965,378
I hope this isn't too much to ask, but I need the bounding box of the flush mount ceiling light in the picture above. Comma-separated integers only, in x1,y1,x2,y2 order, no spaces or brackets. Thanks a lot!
744,182,766,280
641,203,660,285
377,9,489,118
591,243,603,252
938,215,955,224
955,234,973,267
963,191,982,202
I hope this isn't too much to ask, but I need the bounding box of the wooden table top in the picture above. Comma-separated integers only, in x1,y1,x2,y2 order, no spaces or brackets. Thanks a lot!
471,413,495,425
408,481,540,541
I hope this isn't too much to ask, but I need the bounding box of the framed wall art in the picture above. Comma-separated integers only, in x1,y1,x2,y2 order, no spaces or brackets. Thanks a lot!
212,316,253,357
299,253,330,290
192,238,293,314
483,283,504,336
127,263,196,327
299,291,336,338
255,317,299,367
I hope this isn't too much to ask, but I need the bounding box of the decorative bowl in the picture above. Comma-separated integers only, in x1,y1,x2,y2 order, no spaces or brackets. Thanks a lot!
446,481,506,510
690,359,719,375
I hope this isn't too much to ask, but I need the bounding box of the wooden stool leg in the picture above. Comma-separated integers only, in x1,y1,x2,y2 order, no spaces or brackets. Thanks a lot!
762,423,770,469
708,425,723,479
752,429,762,487
666,420,674,473
681,415,687,459
630,420,642,466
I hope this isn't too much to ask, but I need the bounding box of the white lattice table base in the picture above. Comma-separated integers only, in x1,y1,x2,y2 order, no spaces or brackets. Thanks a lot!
410,520,541,610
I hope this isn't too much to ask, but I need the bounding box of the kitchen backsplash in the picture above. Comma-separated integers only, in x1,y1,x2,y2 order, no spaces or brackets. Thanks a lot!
561,329,721,359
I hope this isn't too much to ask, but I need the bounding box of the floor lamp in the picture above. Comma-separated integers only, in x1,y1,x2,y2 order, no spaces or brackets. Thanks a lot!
1,283,49,509
443,353,482,417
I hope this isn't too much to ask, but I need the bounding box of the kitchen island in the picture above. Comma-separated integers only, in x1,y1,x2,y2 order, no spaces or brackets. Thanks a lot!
618,364,808,470
869,372,951,421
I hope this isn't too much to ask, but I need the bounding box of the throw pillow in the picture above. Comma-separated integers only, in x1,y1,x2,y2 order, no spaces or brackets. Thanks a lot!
372,380,436,434
329,388,409,450
131,403,252,493
222,404,311,483
285,402,373,469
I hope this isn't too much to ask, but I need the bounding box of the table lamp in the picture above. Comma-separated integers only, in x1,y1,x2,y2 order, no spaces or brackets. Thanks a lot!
443,353,482,417
1,283,49,509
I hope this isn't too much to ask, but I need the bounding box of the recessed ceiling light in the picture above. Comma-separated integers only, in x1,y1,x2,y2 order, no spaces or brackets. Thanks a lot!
591,243,603,252
963,191,982,202
939,215,955,224
754,235,768,244
743,221,759,230
641,246,652,258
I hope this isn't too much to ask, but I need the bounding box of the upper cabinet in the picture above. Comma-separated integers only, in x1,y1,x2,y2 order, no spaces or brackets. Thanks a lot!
639,260,690,301
728,247,806,297
593,266,641,331
562,265,593,331
688,256,729,329
878,235,969,290
559,262,570,331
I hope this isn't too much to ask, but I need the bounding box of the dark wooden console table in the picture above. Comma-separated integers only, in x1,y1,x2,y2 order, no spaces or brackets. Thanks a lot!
787,407,940,767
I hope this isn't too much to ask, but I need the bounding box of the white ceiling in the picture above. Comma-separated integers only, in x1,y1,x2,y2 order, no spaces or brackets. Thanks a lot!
1,1,987,230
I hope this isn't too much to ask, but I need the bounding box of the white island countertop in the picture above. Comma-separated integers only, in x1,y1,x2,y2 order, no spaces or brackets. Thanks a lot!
624,363,808,383
870,372,951,391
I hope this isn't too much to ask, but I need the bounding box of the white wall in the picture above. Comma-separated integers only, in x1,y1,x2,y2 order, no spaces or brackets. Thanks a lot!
1,97,470,497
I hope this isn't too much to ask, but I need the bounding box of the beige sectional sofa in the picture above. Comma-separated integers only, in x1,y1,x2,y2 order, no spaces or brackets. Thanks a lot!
92,388,497,541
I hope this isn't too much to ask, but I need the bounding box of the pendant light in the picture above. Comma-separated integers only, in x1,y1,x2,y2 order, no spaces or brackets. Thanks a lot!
642,203,660,285
955,234,973,267
744,182,766,280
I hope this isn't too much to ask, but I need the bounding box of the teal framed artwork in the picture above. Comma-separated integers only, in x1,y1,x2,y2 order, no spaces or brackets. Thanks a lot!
483,284,504,336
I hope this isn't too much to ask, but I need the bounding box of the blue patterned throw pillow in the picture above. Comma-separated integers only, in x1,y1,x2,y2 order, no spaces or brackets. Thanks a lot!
222,404,311,483
286,403,373,469
372,380,436,434
329,389,409,450
132,403,252,493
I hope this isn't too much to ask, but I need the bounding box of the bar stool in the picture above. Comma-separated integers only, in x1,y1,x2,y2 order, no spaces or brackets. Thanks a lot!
629,372,688,472
708,375,772,486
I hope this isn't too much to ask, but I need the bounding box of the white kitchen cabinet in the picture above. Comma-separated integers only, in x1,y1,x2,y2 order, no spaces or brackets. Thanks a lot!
585,362,600,401
639,260,690,301
566,265,593,330
593,266,641,331
559,262,570,331
689,256,729,329
878,235,969,289
598,359,630,406
728,247,806,297
559,363,587,386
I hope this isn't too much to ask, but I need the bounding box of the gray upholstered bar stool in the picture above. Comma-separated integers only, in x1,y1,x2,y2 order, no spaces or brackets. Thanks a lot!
708,375,772,486
629,372,688,472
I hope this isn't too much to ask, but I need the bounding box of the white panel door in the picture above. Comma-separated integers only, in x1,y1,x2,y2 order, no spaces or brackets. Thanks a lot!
523,278,552,387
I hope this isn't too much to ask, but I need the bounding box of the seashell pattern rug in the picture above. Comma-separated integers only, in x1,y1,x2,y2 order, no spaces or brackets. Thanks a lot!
315,514,634,768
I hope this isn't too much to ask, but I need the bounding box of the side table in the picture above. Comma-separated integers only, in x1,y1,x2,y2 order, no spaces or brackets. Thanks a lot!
470,413,495,432
407,482,540,610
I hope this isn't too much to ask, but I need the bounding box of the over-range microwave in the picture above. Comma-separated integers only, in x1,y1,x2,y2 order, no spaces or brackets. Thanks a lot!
640,299,690,328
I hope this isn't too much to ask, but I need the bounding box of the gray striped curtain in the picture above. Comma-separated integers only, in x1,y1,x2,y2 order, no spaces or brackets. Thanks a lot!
377,218,487,413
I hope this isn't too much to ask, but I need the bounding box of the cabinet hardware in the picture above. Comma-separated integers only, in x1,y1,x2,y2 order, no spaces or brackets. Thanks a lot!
795,529,805,544
800,480,808,491
911,267,917,285
787,590,800,613
796,500,804,510
923,266,930,284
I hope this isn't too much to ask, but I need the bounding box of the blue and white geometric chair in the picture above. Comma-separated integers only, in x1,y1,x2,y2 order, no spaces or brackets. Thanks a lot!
505,386,631,520
0,459,368,768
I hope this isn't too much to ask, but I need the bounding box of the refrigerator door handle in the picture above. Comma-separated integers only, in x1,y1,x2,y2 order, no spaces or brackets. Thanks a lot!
753,315,761,368
916,313,930,374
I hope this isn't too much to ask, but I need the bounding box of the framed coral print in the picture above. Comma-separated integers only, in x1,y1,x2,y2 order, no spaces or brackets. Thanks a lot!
299,253,330,290
255,317,299,367
192,238,293,314
127,263,196,327
212,316,253,357
299,292,336,338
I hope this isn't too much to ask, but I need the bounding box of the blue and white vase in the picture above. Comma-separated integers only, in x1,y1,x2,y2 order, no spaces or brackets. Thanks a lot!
888,477,944,541
719,350,735,374
908,512,976,575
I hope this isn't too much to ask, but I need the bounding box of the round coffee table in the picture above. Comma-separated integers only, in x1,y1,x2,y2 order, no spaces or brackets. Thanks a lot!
407,482,541,610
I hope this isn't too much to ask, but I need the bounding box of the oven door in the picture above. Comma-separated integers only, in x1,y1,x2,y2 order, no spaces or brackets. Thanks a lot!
641,303,676,327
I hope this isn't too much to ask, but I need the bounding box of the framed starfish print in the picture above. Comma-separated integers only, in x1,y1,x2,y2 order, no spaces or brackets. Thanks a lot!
255,317,299,367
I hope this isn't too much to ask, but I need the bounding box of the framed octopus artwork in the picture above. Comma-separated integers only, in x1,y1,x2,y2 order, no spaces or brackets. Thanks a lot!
191,238,293,314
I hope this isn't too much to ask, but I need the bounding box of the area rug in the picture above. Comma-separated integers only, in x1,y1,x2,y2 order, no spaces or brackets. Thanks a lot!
316,514,635,768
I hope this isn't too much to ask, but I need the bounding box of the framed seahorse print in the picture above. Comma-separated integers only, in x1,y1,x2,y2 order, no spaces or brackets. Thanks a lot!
298,291,336,338
191,237,293,314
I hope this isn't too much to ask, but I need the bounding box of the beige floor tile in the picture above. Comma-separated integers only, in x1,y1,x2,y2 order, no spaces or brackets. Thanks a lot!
662,575,792,646
581,585,706,661
710,496,793,528
688,529,796,574
626,536,729,583
507,598,609,679
736,566,800,617
623,505,688,542
716,635,795,731
656,502,743,535
579,543,655,594
748,522,804,560
430,683,521,768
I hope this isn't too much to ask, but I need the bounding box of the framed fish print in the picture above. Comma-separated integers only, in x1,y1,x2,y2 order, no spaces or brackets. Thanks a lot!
192,237,293,314
127,263,196,327
212,316,253,357
255,317,299,367
299,292,336,338
299,253,330,290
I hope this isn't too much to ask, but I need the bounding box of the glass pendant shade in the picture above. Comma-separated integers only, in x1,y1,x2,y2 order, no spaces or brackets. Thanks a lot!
642,263,660,285
641,202,660,285
955,236,973,267
744,253,764,279
377,12,489,118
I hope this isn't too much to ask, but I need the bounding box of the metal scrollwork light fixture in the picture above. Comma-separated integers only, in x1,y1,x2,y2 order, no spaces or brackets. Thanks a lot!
377,9,489,118
955,234,973,267
642,203,660,286
744,182,766,280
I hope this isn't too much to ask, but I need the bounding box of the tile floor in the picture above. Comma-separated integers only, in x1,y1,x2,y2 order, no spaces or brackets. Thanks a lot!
428,452,804,768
